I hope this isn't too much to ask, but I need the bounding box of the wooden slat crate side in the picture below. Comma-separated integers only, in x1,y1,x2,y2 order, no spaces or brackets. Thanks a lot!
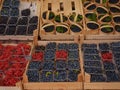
23,40,83,90
0,81,23,90
39,0,85,40
80,40,120,90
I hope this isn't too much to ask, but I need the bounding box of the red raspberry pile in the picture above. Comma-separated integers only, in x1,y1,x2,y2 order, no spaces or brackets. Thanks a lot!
101,51,113,62
0,43,31,86
56,50,68,60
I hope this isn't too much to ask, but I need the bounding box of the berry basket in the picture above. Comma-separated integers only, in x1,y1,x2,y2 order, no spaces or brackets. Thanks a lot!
81,39,120,90
83,0,120,40
0,0,40,40
40,0,85,40
23,40,83,90
0,42,32,90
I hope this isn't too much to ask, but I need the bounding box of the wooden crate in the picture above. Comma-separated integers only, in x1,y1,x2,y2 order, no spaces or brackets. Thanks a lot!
0,42,33,90
0,81,23,90
82,0,120,40
39,0,85,40
23,40,83,90
80,40,120,90
0,0,40,40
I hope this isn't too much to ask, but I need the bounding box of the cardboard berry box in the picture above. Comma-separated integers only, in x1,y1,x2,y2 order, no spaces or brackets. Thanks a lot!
23,40,83,90
81,40,120,90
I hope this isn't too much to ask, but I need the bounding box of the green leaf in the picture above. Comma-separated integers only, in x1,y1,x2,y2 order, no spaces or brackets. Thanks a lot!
46,72,51,77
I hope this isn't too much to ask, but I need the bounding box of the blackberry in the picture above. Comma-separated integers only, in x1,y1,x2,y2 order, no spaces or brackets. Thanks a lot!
0,25,6,35
97,7,108,14
86,4,96,10
70,25,82,32
109,0,119,4
3,0,11,7
113,16,120,23
8,17,18,25
0,16,8,24
6,25,16,35
28,24,37,35
18,16,28,25
87,22,99,30
21,9,30,16
16,25,27,35
35,46,45,51
115,25,120,32
29,16,38,24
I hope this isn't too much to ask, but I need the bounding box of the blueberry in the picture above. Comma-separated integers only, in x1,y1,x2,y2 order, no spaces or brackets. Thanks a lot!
10,8,19,16
111,47,120,53
3,0,11,7
113,53,120,59
27,70,40,82
41,71,53,82
110,42,120,47
68,50,79,60
44,50,55,60
85,67,102,74
1,7,10,16
84,55,101,61
68,43,78,50
29,16,38,24
46,42,56,50
0,16,8,24
86,4,96,10
54,70,67,82
11,0,20,8
91,74,106,82
84,49,99,54
82,43,97,49
28,61,42,70
57,43,68,50
6,25,16,35
16,25,27,35
68,70,80,82
18,17,28,25
68,60,80,70
21,9,30,16
115,59,120,66
84,61,102,68
99,43,110,51
56,60,67,70
43,61,54,71
106,71,120,82
103,62,115,71
8,17,18,25
28,24,37,35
